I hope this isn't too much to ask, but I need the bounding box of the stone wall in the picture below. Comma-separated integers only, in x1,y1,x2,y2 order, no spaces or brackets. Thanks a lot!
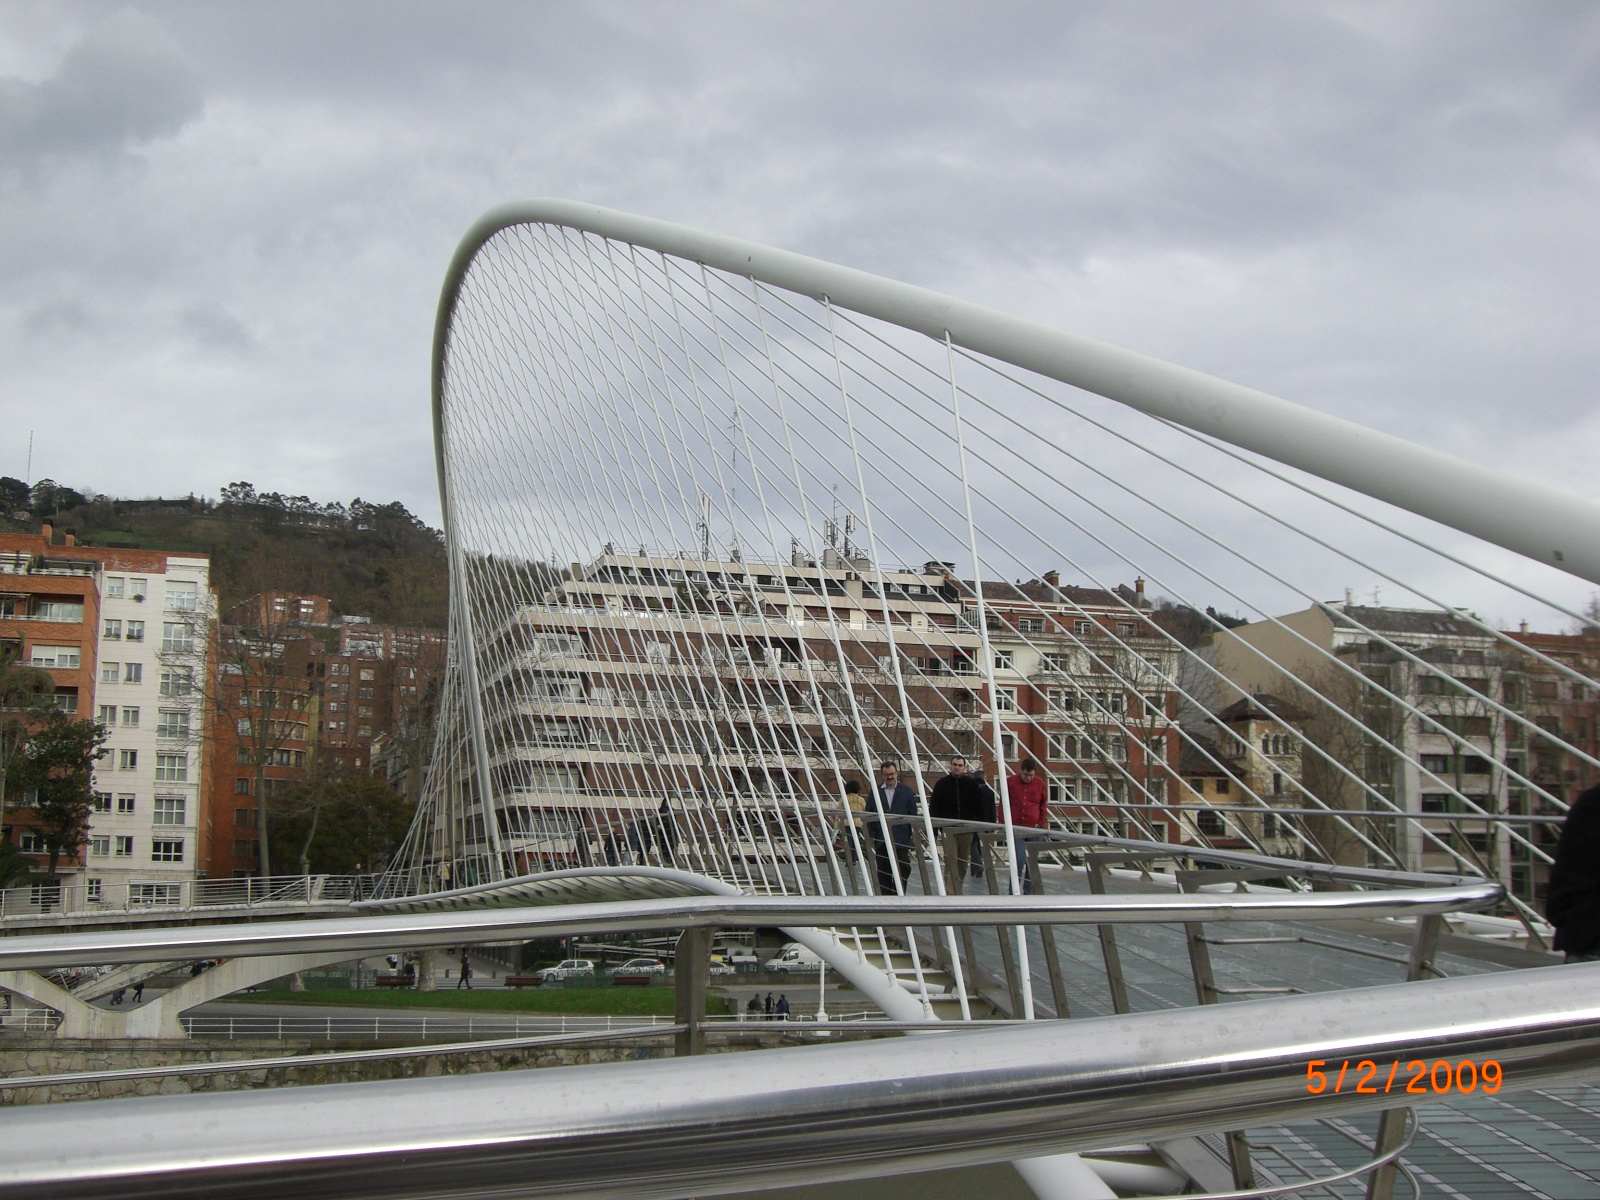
0,1037,685,1105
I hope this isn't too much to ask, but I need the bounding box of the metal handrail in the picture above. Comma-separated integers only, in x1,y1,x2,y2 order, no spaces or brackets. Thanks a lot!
0,879,1502,972
2,964,1596,1199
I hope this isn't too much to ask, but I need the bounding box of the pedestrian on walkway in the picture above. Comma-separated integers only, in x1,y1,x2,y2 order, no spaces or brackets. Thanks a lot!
109,987,126,1006
1549,784,1600,962
776,994,791,1020
763,991,774,1019
867,762,918,895
930,756,995,893
457,952,473,990
131,980,145,1003
1004,759,1050,895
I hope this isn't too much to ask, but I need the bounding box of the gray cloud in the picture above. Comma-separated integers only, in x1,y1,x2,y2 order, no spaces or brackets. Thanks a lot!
0,7,203,169
0,1,1596,624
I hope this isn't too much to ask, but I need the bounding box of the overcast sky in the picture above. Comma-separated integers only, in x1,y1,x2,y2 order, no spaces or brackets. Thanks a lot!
2,1,1597,620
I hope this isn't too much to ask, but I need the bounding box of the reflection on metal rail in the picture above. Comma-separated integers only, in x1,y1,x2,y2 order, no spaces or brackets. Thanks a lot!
1,965,1596,1200
0,877,1504,971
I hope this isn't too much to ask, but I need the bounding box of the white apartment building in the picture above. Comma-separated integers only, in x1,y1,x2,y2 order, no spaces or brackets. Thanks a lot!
85,555,214,903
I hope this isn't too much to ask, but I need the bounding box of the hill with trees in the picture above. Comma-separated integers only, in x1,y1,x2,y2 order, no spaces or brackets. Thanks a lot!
0,478,448,628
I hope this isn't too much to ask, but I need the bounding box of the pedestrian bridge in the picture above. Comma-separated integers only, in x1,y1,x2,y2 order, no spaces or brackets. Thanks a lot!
4,199,1600,1198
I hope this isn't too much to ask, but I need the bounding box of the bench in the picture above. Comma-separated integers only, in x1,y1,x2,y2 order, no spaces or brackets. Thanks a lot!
374,973,413,988
504,975,543,988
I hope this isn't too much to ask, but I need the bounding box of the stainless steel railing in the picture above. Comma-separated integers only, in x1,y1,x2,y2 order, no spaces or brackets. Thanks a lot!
1,964,1596,1199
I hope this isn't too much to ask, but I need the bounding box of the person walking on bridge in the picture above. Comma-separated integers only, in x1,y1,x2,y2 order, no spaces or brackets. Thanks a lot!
457,952,473,989
930,756,994,894
1004,759,1049,895
1549,784,1600,963
866,761,918,895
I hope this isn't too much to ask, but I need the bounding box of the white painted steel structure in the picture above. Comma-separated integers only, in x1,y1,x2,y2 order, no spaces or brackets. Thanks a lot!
400,198,1600,956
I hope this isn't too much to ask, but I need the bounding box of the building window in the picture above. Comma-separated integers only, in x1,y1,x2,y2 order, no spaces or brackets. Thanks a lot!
156,709,189,739
162,622,195,653
159,669,192,697
86,878,102,902
118,749,138,770
357,705,374,718
155,753,188,782
1047,732,1075,760
124,662,142,683
121,706,139,727
117,793,136,813
18,831,47,853
1116,622,1136,637
232,839,257,858
129,577,147,600
90,836,110,857
237,717,252,736
130,883,180,906
151,839,184,863
104,618,122,640
236,747,250,764
153,796,186,826
359,667,376,681
1197,810,1225,837
1018,617,1044,635
357,724,373,738
114,836,134,857
1215,778,1231,795
358,686,375,700
105,576,125,598
91,791,112,813
50,690,78,713
125,620,144,642
992,650,1013,671
235,777,252,795
235,807,256,826
165,582,198,611
1073,620,1093,636
994,688,1018,713
101,662,120,683
28,644,81,669
98,705,116,726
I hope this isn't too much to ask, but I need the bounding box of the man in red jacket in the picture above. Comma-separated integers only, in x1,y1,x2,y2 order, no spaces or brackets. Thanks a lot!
1004,758,1049,895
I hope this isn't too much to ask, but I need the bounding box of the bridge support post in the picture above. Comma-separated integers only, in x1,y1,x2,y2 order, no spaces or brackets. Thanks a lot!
675,926,711,1056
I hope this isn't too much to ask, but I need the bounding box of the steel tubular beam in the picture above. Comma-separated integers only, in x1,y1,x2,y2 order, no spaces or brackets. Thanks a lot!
0,884,1503,971
2,965,1598,1200
435,200,1600,583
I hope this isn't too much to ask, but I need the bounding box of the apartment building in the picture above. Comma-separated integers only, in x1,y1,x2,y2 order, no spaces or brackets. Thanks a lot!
453,549,1181,873
1175,694,1308,856
0,526,213,901
1211,601,1518,890
202,595,445,877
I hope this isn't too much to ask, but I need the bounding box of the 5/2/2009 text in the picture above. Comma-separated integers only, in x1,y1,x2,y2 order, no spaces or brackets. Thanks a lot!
1306,1059,1501,1095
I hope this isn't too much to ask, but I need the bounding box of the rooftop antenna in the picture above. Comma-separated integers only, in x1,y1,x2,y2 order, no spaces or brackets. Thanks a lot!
697,494,712,561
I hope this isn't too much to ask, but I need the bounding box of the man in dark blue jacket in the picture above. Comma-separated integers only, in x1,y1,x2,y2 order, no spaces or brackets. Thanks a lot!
1549,784,1600,962
867,760,919,895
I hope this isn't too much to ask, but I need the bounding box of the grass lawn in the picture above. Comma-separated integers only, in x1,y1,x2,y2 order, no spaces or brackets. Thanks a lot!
234,986,681,1016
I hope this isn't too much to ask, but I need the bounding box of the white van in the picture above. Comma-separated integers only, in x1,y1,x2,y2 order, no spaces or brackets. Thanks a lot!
762,942,824,973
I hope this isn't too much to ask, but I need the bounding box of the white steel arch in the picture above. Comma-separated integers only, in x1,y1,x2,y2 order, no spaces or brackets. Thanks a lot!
397,197,1600,970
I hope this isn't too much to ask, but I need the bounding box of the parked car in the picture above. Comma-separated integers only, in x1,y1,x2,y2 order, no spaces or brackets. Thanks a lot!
535,959,595,984
718,944,760,969
611,957,668,985
763,943,824,973
708,960,736,976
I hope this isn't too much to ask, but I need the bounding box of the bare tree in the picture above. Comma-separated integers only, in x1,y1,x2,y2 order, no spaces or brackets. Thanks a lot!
162,598,313,879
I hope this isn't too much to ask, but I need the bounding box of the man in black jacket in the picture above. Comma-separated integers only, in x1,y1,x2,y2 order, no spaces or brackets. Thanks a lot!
929,756,995,894
1548,784,1600,962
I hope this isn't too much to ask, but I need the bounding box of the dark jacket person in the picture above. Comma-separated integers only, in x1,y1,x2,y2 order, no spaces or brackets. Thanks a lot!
1548,784,1600,961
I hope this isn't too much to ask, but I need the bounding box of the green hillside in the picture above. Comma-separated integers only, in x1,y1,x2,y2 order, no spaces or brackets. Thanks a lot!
1,480,448,627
